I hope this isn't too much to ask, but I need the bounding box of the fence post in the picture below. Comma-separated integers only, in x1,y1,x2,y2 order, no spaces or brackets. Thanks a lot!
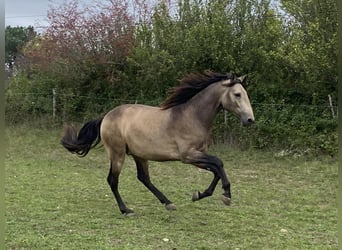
328,94,335,119
52,88,56,121
224,110,228,144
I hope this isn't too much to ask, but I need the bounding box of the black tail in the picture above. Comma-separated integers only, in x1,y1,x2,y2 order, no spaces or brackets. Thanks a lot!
61,117,104,157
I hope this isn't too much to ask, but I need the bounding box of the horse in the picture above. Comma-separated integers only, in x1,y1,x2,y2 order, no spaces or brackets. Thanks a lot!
61,70,255,215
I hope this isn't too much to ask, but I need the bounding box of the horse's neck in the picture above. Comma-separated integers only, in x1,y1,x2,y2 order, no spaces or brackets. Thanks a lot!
185,84,222,130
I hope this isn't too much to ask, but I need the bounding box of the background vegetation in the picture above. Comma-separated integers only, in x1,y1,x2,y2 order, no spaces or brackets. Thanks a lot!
5,0,337,155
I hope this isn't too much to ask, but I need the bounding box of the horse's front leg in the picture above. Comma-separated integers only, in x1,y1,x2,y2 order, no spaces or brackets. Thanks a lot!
133,156,176,211
191,174,220,201
182,151,231,205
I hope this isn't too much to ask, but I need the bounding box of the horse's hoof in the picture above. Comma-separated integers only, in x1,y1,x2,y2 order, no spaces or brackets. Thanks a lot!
221,195,231,206
166,203,176,210
192,191,200,201
122,208,134,216
124,211,134,217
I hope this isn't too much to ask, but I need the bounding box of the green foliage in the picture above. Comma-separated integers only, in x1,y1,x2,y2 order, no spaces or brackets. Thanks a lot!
210,104,337,157
279,0,337,105
5,73,57,123
4,0,337,156
124,47,177,99
5,25,36,64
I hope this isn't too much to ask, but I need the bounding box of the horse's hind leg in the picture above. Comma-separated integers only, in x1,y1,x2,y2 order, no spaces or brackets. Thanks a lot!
107,153,133,215
134,156,176,211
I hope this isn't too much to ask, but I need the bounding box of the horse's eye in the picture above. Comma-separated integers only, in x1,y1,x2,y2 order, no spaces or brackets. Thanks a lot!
234,93,241,98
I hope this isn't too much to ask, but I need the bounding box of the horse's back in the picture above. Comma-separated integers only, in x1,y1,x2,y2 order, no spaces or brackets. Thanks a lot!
103,104,165,126
101,104,161,137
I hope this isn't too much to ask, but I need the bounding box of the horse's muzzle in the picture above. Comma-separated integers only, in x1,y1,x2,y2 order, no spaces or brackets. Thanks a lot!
241,117,255,126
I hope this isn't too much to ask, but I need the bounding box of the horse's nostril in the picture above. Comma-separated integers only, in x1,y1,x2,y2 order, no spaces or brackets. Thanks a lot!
242,118,254,126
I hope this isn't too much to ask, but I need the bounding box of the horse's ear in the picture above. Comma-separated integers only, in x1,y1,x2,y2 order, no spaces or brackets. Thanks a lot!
238,75,248,85
221,78,234,86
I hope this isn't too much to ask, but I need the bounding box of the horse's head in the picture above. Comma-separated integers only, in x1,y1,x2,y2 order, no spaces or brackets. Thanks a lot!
220,75,255,126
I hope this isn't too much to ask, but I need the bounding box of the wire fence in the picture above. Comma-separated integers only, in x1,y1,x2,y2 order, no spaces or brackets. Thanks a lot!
5,90,338,155
5,90,338,117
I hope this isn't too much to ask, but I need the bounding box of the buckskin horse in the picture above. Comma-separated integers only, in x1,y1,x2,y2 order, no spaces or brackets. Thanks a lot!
61,70,255,215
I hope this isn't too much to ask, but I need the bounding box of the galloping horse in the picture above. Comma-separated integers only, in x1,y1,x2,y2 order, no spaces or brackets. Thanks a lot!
61,71,254,215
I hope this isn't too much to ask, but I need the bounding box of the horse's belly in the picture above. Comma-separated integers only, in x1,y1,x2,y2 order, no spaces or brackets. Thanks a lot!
126,134,180,161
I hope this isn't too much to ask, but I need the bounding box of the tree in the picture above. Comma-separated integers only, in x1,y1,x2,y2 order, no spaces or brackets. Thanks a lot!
5,25,36,74
18,0,136,118
128,0,286,101
279,0,337,104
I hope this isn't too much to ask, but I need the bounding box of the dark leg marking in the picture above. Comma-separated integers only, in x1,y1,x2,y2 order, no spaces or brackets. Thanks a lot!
192,174,220,201
185,152,231,204
134,157,176,210
107,166,133,215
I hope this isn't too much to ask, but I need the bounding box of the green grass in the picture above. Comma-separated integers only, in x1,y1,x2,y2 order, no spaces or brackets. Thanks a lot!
5,126,337,249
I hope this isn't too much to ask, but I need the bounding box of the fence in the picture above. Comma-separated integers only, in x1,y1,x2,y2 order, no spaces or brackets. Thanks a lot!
5,90,338,155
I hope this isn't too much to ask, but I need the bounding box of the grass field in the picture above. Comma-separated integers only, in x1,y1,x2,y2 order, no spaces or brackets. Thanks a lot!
5,126,337,249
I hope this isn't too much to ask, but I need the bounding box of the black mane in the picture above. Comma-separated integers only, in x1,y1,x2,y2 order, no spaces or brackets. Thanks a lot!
161,70,237,109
